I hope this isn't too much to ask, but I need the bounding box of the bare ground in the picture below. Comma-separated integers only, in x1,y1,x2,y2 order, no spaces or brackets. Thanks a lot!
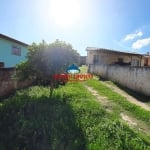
84,84,114,113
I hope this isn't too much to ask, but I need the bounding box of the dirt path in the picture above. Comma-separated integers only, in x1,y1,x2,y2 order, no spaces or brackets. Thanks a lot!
84,84,108,105
101,81,150,111
84,83,150,136
84,85,113,112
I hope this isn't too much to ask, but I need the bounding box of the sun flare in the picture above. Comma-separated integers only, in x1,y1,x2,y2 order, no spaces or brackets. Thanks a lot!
50,0,80,27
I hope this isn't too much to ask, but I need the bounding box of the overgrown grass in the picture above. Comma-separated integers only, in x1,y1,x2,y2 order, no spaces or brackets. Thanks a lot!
0,83,150,149
57,83,150,149
0,86,86,150
86,79,150,124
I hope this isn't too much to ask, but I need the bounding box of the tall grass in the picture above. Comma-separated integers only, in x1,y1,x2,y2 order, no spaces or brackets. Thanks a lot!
56,83,150,149
0,86,86,150
0,83,149,149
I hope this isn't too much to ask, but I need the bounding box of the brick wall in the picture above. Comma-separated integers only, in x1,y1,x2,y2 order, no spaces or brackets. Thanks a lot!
0,68,32,99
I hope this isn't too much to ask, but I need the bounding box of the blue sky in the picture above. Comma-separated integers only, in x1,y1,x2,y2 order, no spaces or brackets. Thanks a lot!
1,0,150,55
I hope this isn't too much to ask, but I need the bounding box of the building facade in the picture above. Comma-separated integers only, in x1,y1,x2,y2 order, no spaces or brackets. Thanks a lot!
86,47,150,96
86,47,148,67
0,34,28,68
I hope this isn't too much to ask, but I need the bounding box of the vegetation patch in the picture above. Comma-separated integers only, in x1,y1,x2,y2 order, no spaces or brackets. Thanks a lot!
0,83,149,149
86,79,150,124
0,86,85,150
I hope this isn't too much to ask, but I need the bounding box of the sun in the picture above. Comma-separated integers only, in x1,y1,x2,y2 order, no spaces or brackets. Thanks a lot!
50,0,80,27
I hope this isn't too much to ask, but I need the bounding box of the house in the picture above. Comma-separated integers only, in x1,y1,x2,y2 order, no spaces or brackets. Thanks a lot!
0,34,28,68
144,52,150,66
86,47,150,96
86,47,150,67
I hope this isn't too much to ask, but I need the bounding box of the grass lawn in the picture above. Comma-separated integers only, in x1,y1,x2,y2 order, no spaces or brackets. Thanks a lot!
0,82,150,150
86,79,150,125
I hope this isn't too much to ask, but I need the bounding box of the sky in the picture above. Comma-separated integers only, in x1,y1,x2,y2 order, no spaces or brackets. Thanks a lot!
1,0,150,56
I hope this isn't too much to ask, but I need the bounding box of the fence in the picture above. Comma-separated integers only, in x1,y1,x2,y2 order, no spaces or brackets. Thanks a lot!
0,68,32,99
89,64,150,96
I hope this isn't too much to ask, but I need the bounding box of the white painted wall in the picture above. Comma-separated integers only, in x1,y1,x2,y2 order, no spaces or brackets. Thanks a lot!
89,64,150,96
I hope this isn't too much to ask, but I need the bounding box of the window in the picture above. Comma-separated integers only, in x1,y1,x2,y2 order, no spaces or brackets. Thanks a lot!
118,58,123,63
12,46,21,56
0,62,4,68
131,59,139,66
93,55,99,64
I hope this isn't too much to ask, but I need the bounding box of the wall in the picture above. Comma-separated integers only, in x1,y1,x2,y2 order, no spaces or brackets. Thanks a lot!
89,64,150,96
87,50,144,66
0,68,32,99
0,38,27,68
144,56,150,66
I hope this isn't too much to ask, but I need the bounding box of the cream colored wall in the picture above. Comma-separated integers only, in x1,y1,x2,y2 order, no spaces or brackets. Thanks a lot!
89,64,150,96
141,57,145,66
87,51,93,65
99,53,132,65
87,50,144,66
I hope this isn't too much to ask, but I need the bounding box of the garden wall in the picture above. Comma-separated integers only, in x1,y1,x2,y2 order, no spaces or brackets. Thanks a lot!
89,64,150,96
0,68,32,99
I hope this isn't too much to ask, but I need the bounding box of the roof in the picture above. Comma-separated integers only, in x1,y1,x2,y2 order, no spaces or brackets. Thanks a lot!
0,34,28,47
86,47,144,56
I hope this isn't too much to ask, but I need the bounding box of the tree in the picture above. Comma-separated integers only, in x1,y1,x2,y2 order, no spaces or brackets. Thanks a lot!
16,40,80,97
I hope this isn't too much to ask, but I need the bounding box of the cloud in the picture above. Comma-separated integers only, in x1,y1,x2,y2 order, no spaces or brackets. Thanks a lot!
132,37,150,49
124,31,143,41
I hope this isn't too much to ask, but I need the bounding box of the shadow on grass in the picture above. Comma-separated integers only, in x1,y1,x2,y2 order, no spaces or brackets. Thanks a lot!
0,93,86,150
